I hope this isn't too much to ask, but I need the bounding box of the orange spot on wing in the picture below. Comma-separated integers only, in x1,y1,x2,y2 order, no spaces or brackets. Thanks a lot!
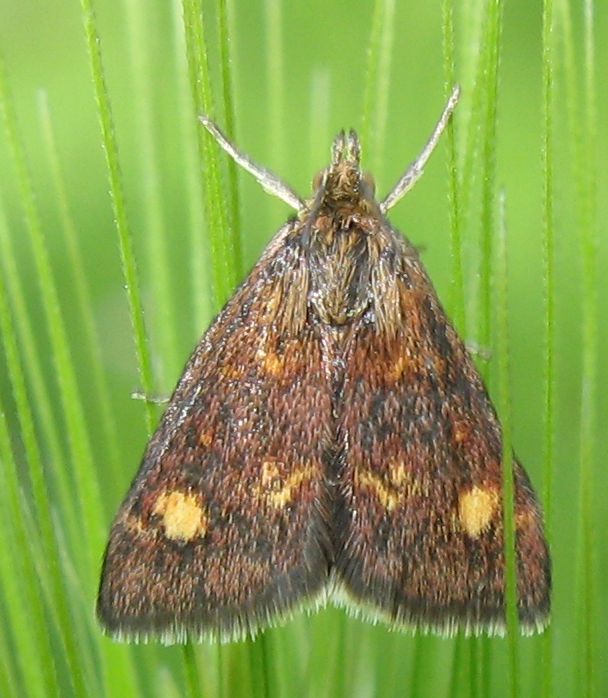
199,431,214,448
388,354,411,382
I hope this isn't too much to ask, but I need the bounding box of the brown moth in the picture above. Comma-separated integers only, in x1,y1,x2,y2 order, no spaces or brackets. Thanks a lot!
97,87,550,642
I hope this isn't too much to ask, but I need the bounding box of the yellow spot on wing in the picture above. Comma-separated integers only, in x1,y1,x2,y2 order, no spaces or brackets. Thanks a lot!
458,486,499,538
388,461,409,488
356,462,421,511
258,461,315,509
358,471,401,511
261,460,282,487
153,490,208,541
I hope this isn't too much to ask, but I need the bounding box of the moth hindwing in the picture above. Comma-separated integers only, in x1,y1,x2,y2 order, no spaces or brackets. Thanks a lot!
98,87,550,642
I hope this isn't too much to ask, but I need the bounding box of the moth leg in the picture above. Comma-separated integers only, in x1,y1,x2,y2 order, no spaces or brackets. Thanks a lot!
199,116,305,212
380,85,460,213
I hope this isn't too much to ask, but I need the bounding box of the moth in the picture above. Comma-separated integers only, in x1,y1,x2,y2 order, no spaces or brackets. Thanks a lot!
98,86,550,642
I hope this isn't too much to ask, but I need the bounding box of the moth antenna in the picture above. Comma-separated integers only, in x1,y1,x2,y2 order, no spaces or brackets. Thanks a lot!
380,85,461,213
199,116,306,212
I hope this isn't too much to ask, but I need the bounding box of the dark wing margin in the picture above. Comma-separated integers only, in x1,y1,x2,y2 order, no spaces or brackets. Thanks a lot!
333,245,551,636
97,223,333,643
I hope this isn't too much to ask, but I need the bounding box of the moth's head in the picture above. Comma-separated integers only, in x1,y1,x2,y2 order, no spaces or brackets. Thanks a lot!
312,130,376,205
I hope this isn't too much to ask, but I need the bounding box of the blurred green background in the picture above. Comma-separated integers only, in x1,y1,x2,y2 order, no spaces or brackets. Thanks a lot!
0,1,606,697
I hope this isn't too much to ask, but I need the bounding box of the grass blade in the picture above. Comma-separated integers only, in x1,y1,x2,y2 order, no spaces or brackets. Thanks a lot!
182,0,237,306
80,0,156,434
540,0,556,694
360,0,396,175
218,0,242,271
496,192,520,697
124,0,179,384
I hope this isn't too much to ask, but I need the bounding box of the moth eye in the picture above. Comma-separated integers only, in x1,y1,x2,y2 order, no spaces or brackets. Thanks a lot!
312,171,324,191
362,172,376,197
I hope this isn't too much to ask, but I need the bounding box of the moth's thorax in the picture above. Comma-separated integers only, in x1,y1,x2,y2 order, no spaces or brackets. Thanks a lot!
307,217,372,327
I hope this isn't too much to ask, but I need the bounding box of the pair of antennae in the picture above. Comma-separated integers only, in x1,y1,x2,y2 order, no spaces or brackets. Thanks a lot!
199,84,460,215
